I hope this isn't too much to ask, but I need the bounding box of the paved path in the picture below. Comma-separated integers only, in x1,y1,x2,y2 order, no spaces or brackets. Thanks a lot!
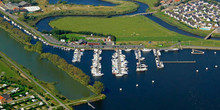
181,45,220,50
19,102,39,109
204,28,217,40
9,95,31,104
0,52,69,110
0,8,62,45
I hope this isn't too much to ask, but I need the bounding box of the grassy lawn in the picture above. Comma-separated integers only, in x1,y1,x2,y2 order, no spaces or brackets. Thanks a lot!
50,15,198,42
65,34,86,41
0,58,18,78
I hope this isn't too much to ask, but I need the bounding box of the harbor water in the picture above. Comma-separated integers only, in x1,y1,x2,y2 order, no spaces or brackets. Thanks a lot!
44,45,220,110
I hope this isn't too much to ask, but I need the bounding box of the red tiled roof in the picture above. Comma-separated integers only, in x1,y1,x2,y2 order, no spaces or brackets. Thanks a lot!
0,96,3,100
160,1,165,3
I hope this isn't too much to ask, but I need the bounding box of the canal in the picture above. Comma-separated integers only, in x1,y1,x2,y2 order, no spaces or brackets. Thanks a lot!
0,28,93,100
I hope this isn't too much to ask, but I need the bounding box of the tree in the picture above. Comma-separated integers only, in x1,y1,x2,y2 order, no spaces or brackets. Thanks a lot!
34,41,43,53
69,37,77,42
93,81,104,94
57,106,64,110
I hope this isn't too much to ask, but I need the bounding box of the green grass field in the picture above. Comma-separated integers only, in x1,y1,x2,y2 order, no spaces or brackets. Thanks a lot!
50,15,198,42
0,58,18,78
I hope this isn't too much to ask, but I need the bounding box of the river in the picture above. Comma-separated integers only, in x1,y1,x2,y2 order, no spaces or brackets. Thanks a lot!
0,28,93,100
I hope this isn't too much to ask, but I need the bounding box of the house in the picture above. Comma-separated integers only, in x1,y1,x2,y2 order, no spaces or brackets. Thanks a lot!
78,39,87,45
0,6,8,11
87,42,100,45
107,36,112,42
18,1,30,7
206,18,211,22
214,23,219,27
60,39,65,42
0,94,12,104
0,96,5,104
5,2,19,10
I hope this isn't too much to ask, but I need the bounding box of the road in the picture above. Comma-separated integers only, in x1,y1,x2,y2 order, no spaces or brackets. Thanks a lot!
9,95,31,104
0,52,70,110
0,8,145,49
19,102,39,109
0,8,62,45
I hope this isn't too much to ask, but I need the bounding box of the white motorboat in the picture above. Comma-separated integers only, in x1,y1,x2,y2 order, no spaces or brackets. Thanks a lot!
142,48,152,52
125,48,132,52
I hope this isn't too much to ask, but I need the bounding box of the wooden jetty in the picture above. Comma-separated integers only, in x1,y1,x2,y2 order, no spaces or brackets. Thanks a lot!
191,49,204,55
88,102,95,109
162,61,196,64
204,28,217,40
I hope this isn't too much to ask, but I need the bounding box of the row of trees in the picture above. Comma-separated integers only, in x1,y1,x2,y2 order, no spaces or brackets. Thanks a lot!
24,41,43,53
43,29,116,41
40,53,105,94
40,53,91,85
57,0,68,4
0,17,31,43
93,81,104,94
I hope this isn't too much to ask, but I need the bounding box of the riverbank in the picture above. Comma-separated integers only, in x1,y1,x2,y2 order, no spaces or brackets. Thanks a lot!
135,0,160,11
22,0,139,26
153,12,220,38
0,13,106,109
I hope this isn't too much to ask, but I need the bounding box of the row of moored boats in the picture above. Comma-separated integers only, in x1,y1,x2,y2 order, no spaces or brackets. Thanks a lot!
3,16,49,45
135,49,148,72
72,49,84,63
112,50,128,77
153,49,164,69
91,49,104,76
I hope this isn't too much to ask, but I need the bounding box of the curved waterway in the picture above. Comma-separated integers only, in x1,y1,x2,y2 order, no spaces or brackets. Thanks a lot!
36,1,220,40
0,28,93,99
49,0,116,6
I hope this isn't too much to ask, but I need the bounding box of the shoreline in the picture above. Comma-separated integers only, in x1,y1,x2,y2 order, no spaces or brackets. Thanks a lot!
0,13,106,109
181,46,220,50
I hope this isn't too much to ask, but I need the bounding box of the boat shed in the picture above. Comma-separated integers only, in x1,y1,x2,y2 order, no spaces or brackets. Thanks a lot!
23,6,41,12
18,1,30,7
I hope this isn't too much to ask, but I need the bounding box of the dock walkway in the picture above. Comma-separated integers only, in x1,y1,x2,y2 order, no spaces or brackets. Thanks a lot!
204,28,217,40
162,61,196,63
